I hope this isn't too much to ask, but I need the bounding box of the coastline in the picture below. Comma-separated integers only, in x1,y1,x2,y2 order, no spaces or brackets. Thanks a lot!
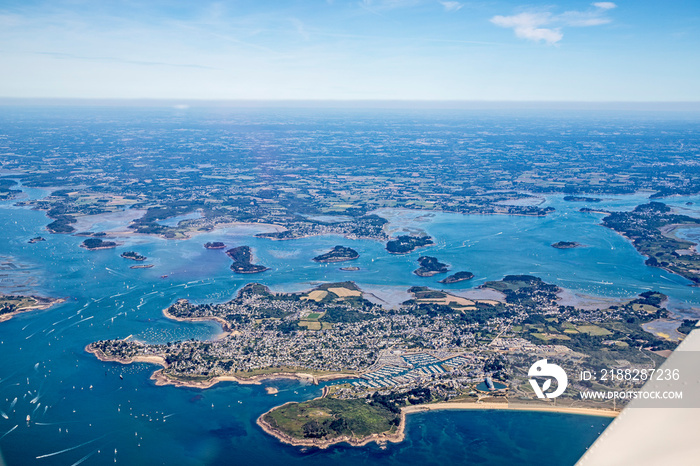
87,339,356,389
604,222,700,286
149,369,355,389
162,305,236,337
0,296,66,323
257,405,406,450
257,400,618,450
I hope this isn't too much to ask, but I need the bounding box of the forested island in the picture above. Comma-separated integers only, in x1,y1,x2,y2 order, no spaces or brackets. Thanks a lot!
439,271,474,283
80,238,118,250
413,256,449,277
121,251,147,261
313,246,359,263
28,236,45,244
226,246,269,274
204,242,226,249
386,235,433,254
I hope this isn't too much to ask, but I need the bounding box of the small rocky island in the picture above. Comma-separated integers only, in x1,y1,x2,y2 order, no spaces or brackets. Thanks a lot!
204,242,226,249
386,235,433,254
226,246,269,274
121,251,147,261
28,236,45,244
439,271,474,284
80,238,118,250
313,246,359,263
414,256,449,277
551,241,583,249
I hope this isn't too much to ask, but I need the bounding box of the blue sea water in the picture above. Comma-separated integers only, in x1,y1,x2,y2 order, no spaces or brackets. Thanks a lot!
3,186,699,465
1,109,699,465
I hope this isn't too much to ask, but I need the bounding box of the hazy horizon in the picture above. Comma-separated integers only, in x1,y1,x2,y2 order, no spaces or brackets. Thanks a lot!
2,1,699,101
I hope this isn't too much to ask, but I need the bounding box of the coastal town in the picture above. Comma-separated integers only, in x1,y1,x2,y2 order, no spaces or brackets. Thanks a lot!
87,274,684,447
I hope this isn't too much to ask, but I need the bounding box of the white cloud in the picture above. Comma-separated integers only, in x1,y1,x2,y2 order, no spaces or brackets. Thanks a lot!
491,3,615,45
491,12,562,45
440,1,463,12
593,2,617,10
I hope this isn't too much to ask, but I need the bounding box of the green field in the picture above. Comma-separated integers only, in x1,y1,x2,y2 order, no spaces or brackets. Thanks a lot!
576,325,613,336
263,397,399,441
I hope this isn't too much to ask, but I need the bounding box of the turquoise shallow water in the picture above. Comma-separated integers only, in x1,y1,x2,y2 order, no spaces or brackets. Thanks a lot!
2,186,700,465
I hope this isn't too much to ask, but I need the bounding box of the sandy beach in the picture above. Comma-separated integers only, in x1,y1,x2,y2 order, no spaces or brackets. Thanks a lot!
162,305,237,339
257,399,618,450
403,401,619,418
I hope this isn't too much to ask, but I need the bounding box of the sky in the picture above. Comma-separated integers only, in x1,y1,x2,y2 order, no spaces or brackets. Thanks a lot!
0,0,699,101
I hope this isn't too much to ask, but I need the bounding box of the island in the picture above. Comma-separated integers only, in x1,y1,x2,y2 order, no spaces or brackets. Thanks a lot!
120,251,147,261
413,256,449,277
551,241,583,249
80,238,118,250
563,195,602,203
439,271,474,283
1,294,64,323
28,236,45,244
386,235,433,254
602,202,700,284
204,242,226,249
313,246,359,263
226,246,269,274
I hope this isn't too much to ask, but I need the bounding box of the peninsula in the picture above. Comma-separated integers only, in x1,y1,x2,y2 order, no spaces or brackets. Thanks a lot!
602,202,700,285
226,246,269,274
0,294,64,323
313,246,359,263
86,273,680,450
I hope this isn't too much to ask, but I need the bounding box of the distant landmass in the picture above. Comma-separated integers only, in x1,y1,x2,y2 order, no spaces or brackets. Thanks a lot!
313,246,359,263
563,196,602,203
